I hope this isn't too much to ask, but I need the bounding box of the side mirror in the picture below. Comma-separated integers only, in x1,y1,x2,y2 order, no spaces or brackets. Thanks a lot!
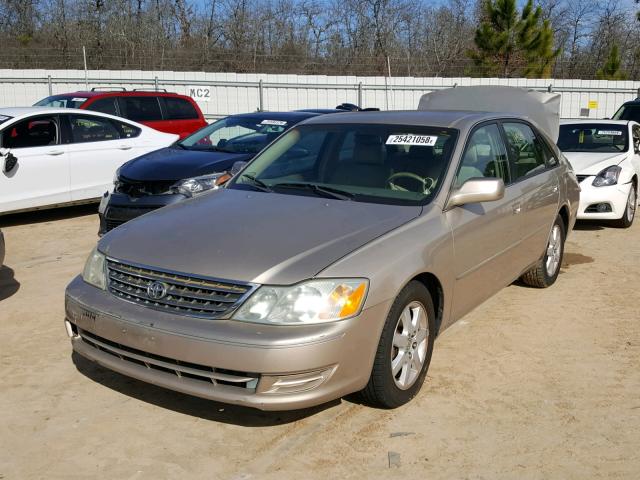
2,151,18,174
447,177,505,208
230,160,248,176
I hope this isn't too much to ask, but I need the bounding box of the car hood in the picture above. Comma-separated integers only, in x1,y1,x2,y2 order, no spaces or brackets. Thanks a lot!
563,151,627,175
99,188,421,285
119,146,253,182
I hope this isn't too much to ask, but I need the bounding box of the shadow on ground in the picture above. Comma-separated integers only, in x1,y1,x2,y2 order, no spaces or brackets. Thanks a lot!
0,203,98,228
0,266,20,301
72,352,342,426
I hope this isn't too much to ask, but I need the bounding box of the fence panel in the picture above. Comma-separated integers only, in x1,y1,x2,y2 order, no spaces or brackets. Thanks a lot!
0,69,638,120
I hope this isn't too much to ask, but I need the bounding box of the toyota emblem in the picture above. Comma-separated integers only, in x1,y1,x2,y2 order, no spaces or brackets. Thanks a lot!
147,281,168,300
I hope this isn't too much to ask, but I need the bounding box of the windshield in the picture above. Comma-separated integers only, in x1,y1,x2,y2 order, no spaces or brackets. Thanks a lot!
557,124,628,153
34,95,88,108
228,123,458,206
179,116,291,154
613,104,640,122
0,114,12,126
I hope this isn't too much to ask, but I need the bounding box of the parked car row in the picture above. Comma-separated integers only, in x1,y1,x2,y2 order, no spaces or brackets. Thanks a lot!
0,86,637,412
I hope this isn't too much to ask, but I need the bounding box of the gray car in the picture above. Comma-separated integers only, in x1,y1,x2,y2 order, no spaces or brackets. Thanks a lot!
65,88,580,410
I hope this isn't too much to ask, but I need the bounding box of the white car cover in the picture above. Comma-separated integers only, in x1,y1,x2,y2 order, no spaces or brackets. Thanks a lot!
417,86,561,142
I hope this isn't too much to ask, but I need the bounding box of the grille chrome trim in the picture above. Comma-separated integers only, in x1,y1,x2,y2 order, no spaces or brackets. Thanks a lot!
106,257,258,319
78,328,259,389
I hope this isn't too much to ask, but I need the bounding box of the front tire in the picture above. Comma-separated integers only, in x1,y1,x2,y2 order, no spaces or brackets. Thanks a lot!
361,281,436,408
521,214,565,288
613,183,636,228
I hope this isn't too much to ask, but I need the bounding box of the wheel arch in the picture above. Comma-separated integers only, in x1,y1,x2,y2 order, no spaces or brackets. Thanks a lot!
558,203,570,232
410,272,444,335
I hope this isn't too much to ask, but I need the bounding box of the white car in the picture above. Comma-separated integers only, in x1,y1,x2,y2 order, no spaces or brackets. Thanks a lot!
558,120,639,228
0,107,178,215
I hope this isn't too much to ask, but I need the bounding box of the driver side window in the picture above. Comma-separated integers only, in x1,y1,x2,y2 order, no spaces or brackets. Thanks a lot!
456,124,510,188
2,116,59,149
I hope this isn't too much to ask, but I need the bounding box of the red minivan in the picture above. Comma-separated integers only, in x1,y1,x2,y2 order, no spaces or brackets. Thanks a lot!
34,89,207,139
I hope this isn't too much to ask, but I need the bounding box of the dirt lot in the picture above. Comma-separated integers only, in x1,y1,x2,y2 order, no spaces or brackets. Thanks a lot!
1,205,639,479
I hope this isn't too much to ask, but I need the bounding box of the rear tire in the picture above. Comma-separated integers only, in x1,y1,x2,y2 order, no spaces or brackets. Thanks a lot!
521,214,565,288
613,183,636,229
361,281,436,408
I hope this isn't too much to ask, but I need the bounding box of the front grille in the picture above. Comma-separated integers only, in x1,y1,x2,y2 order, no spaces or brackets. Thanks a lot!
106,259,255,318
104,205,158,232
576,175,590,183
116,178,175,197
78,328,259,390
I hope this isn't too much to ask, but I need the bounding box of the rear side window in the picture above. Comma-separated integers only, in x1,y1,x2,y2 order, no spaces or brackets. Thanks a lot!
456,124,510,187
118,97,162,122
112,120,141,139
86,98,118,116
68,115,120,143
503,122,546,180
164,97,199,120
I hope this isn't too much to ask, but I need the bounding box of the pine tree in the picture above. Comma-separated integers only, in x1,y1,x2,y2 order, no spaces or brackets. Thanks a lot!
596,44,627,80
468,0,560,78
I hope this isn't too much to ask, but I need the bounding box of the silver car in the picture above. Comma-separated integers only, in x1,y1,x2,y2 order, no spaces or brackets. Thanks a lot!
65,88,580,410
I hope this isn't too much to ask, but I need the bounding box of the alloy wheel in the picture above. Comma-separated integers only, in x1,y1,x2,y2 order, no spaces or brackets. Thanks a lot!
391,301,429,390
545,224,562,277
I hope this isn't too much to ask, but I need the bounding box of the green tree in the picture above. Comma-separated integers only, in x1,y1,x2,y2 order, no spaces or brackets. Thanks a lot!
468,0,560,78
596,44,627,80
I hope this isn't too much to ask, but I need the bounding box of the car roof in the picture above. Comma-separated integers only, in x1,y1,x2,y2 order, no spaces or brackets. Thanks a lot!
560,119,630,126
226,111,321,122
45,91,193,99
299,110,526,130
0,106,151,128
621,98,640,106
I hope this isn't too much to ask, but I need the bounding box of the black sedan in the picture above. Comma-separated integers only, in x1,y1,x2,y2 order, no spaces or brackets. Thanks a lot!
99,111,322,234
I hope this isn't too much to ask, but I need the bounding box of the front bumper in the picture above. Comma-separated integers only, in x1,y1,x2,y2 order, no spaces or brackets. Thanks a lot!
98,190,188,235
576,177,632,220
65,276,388,410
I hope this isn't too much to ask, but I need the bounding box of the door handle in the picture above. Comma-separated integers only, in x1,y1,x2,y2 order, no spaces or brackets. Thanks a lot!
512,203,522,214
118,145,133,150
46,150,64,156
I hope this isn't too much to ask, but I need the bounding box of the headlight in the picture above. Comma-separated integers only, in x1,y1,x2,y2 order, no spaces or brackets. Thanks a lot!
172,173,225,196
592,165,621,187
82,247,107,290
234,279,369,325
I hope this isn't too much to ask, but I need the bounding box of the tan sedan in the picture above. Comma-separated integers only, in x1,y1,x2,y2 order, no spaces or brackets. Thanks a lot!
66,88,580,410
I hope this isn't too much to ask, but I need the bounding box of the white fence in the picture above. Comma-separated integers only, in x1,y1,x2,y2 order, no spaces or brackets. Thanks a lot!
1,69,639,120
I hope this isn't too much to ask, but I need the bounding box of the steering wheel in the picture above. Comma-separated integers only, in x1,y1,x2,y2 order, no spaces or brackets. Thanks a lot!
386,172,435,194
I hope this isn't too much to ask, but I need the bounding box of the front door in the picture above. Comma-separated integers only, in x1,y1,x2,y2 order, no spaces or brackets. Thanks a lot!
446,123,522,321
0,115,70,214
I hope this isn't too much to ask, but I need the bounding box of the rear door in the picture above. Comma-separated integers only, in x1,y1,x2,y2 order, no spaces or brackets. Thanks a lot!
501,121,560,268
64,113,142,201
446,122,522,320
0,115,70,213
161,96,205,139
117,96,165,133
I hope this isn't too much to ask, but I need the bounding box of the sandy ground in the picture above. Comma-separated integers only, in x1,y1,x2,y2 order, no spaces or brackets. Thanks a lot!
0,205,639,480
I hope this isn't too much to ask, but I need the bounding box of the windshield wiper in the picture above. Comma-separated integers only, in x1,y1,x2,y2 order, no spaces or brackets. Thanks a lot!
271,182,354,201
240,174,272,192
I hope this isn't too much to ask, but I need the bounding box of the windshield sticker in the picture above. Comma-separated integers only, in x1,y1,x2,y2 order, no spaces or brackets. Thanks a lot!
0,115,10,121
386,134,438,146
71,97,88,102
260,119,288,126
597,130,622,136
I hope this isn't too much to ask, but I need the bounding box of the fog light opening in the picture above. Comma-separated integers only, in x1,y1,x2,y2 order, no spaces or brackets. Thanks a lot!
65,320,79,338
261,366,337,395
